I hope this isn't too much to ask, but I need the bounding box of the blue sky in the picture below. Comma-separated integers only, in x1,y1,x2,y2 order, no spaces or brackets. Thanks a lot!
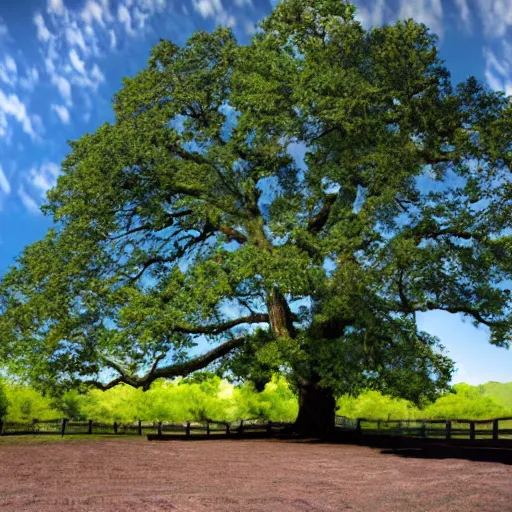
0,0,511,385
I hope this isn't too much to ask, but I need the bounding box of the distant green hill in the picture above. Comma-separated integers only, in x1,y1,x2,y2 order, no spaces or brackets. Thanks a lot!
479,381,512,413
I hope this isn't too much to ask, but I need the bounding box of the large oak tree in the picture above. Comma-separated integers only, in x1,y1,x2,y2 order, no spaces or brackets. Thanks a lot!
1,0,512,436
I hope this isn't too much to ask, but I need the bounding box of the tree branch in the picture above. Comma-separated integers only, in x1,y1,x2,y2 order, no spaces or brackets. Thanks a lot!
173,313,268,335
308,193,338,234
88,336,247,390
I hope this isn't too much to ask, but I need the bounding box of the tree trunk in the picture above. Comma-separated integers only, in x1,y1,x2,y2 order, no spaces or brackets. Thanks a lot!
265,287,335,438
266,287,296,338
293,379,336,438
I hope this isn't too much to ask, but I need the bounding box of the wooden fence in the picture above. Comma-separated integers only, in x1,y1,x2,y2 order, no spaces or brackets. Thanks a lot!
351,416,512,441
0,418,293,438
1,415,511,441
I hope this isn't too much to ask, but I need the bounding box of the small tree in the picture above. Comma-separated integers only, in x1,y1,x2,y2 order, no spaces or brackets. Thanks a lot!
1,0,512,437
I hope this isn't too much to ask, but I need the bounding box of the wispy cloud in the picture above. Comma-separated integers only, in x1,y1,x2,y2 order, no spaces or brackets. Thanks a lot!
0,165,11,196
47,0,66,17
484,43,512,96
398,0,444,38
0,56,17,87
453,0,471,30
30,161,60,198
51,75,72,106
0,90,38,140
0,17,9,39
475,0,512,38
192,0,236,28
33,12,52,42
19,67,39,91
51,104,70,124
18,185,40,215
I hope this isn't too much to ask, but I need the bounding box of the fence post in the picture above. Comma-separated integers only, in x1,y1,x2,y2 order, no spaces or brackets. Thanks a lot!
398,420,403,436
445,420,451,440
356,419,362,437
206,420,210,437
377,420,381,433
238,420,244,436
493,419,499,441
88,420,93,435
157,421,162,436
32,418,38,433
185,421,191,437
266,420,272,435
61,418,67,438
113,421,118,435
469,421,475,441
137,420,142,436
225,423,230,436
420,421,426,438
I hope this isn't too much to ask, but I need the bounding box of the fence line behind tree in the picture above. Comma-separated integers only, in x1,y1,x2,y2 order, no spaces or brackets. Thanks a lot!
1,415,512,441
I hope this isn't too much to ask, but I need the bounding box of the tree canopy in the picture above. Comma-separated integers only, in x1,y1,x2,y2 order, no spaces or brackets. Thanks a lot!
1,0,511,431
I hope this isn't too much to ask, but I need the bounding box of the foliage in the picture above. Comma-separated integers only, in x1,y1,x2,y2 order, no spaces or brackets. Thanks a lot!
480,381,512,410
0,380,8,420
0,0,512,423
3,382,60,422
336,381,512,420
421,382,509,419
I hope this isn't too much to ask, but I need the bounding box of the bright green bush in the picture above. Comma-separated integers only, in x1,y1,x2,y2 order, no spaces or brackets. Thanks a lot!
4,383,60,422
1,377,510,424
0,380,8,420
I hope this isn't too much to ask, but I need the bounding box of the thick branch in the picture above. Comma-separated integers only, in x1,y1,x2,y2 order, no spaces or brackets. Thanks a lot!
308,193,338,234
173,313,269,335
88,336,247,391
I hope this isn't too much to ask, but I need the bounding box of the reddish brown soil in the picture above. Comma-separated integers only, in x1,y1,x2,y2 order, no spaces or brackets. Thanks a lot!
0,437,511,512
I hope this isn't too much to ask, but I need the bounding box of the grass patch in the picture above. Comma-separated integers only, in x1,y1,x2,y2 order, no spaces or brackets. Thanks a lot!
0,434,135,446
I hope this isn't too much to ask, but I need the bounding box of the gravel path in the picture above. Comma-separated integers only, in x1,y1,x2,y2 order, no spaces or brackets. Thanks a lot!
0,437,510,511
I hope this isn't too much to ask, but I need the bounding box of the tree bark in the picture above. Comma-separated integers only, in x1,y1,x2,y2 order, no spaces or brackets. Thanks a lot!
266,287,296,338
265,288,335,438
293,378,336,438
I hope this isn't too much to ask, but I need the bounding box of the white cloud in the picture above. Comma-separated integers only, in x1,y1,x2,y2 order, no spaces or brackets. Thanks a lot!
65,25,88,55
18,186,40,215
71,63,105,91
192,0,236,27
30,162,61,197
5,56,16,74
356,0,388,28
398,0,444,38
476,0,512,38
0,90,36,139
0,166,11,195
19,67,40,91
453,0,471,29
33,12,52,42
47,0,66,16
0,18,8,38
51,74,72,105
118,4,135,35
484,44,512,96
82,0,105,26
69,48,86,75
109,29,117,50
51,104,70,124
0,56,18,86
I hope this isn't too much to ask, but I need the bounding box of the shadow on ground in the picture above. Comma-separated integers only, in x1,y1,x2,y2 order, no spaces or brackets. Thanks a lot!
148,431,512,465
334,433,512,466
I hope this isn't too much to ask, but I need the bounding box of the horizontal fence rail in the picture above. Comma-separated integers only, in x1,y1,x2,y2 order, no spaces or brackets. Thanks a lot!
0,418,294,438
0,415,511,441
351,416,512,441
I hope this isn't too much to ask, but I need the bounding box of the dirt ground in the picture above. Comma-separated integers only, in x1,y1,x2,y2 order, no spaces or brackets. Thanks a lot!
0,437,511,512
